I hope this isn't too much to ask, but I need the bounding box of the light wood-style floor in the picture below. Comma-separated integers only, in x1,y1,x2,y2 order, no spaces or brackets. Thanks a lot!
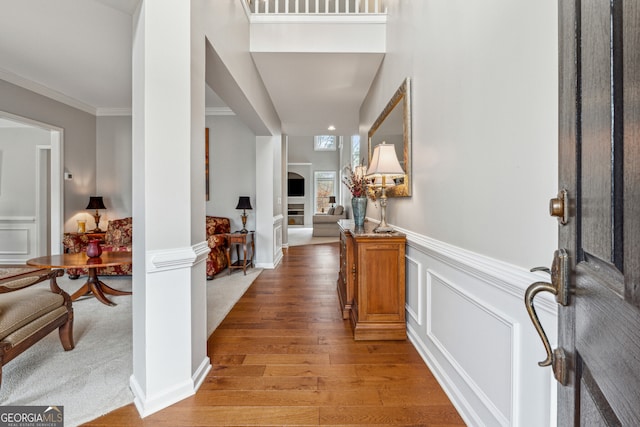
86,243,465,426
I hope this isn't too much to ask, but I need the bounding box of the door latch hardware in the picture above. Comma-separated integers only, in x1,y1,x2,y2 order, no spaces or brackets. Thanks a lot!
525,249,570,384
552,348,568,386
549,189,569,225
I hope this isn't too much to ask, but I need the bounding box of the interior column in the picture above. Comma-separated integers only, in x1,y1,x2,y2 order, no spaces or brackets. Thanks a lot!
130,0,209,417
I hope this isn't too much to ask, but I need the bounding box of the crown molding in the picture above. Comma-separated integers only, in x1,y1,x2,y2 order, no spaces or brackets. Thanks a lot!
0,69,234,118
0,67,97,115
205,107,235,116
96,107,132,116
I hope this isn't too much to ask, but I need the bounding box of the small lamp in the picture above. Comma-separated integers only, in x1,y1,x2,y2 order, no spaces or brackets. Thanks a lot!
86,196,107,232
329,196,336,208
366,141,404,233
235,196,253,233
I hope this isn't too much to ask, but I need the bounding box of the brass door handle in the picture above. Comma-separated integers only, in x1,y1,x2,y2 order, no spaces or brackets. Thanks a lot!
525,281,558,366
524,249,570,384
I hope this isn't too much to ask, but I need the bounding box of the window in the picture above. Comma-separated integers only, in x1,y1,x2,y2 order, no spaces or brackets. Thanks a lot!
314,135,337,151
314,171,336,213
351,135,361,169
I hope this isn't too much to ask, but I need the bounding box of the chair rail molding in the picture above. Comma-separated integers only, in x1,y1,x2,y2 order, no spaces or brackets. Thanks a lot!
147,241,210,273
395,225,558,427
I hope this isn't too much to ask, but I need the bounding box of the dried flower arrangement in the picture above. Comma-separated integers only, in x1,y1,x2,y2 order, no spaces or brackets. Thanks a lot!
342,165,377,202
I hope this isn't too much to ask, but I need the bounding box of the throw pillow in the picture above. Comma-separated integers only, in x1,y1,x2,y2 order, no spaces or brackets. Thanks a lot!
334,205,344,215
327,207,335,215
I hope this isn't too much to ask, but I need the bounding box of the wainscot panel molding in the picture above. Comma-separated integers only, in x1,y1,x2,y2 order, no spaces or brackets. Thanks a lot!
396,226,557,427
273,215,283,267
256,215,284,269
0,216,37,263
405,254,423,326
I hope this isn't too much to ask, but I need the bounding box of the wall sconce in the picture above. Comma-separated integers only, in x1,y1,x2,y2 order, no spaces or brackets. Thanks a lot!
235,196,253,233
366,142,404,233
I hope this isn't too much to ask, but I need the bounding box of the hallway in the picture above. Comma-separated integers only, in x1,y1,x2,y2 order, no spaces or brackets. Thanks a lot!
87,243,464,426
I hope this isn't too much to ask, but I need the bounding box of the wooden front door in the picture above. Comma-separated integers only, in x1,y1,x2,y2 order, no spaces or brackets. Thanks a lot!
528,0,640,425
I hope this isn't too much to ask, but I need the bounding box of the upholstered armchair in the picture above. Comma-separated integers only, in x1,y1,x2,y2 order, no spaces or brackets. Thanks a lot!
63,217,133,279
206,216,231,279
0,269,74,388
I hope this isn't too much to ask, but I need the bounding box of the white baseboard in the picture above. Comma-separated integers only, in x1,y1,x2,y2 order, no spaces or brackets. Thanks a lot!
130,374,195,418
130,355,210,419
192,356,212,392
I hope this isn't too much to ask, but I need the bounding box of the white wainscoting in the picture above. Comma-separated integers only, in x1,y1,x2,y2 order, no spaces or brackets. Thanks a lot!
397,227,558,427
0,216,37,264
273,215,284,267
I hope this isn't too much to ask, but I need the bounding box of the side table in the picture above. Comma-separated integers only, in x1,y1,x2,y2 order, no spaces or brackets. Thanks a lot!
225,231,255,275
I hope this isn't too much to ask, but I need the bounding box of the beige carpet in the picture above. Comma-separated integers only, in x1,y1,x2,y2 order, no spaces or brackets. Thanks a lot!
0,268,261,426
288,227,339,246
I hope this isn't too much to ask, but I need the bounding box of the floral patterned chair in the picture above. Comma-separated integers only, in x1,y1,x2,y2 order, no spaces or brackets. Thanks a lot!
206,216,231,279
62,217,133,279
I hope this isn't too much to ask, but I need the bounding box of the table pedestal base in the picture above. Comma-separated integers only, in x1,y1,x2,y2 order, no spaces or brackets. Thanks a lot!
71,267,131,306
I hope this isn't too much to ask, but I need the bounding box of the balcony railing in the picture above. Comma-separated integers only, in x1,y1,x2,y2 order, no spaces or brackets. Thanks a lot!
247,0,386,15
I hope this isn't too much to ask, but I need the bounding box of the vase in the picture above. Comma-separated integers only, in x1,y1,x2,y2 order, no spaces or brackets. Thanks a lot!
351,197,367,227
86,239,103,258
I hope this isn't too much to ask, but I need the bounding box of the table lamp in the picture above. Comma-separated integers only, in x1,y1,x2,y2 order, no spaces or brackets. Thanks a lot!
86,196,106,232
366,142,404,233
235,196,253,233
329,196,336,208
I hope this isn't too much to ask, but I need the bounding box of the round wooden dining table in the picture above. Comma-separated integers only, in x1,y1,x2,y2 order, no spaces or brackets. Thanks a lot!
27,252,132,306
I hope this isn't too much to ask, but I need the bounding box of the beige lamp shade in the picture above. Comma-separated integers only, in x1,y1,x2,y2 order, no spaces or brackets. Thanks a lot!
366,142,404,178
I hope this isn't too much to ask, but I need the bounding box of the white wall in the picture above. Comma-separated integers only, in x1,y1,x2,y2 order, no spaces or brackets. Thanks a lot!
0,79,97,233
205,114,257,232
201,0,281,137
0,126,51,262
0,127,49,216
358,1,560,426
361,0,558,269
97,115,133,222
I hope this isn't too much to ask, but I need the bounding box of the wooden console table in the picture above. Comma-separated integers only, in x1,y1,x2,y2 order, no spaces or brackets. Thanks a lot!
225,231,255,275
337,220,406,340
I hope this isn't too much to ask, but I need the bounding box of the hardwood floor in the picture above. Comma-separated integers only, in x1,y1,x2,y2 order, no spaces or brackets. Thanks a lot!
85,243,465,426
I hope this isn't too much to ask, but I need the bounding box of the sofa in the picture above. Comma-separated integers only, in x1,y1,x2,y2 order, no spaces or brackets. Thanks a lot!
206,216,231,279
63,217,133,278
62,215,231,280
312,205,346,237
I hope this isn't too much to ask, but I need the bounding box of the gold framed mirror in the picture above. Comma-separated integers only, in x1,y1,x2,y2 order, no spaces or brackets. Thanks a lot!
368,78,411,197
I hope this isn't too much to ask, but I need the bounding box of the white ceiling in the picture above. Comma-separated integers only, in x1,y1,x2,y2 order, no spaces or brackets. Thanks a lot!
0,0,379,136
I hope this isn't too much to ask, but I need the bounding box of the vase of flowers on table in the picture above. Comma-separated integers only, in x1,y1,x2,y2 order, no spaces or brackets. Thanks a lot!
342,164,375,227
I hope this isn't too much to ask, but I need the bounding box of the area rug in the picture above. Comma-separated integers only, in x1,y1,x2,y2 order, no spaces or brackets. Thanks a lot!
0,268,261,426
288,227,339,246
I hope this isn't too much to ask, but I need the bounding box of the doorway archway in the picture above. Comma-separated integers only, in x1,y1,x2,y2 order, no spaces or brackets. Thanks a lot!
0,111,63,259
